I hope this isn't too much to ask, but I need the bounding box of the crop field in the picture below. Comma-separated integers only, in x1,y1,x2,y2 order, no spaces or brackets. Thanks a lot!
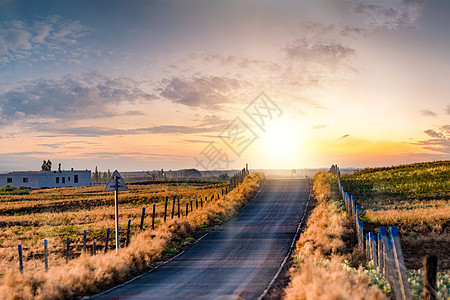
0,180,229,279
341,160,450,269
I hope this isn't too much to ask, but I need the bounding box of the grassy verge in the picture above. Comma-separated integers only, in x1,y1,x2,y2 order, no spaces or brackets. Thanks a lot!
0,173,265,299
283,172,386,300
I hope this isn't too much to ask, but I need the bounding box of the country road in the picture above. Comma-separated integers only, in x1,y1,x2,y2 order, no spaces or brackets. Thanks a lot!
92,178,310,300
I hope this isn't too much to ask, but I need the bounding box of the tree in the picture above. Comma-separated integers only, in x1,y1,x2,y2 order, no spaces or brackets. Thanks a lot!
94,166,99,183
41,159,52,171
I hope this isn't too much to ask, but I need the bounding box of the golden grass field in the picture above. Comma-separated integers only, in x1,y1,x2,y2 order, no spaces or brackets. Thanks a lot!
0,173,265,299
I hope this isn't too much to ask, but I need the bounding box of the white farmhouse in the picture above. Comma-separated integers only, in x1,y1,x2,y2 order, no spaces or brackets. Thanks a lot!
0,170,92,189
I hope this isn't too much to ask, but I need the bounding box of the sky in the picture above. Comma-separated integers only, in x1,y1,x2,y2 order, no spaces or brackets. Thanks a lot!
0,0,449,172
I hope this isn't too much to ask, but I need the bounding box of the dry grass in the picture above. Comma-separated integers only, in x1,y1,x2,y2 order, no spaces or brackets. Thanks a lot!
0,182,229,278
283,171,385,300
0,173,265,299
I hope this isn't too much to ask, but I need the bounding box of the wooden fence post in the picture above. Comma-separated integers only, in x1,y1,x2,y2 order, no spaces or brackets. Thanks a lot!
186,203,189,217
126,219,131,247
196,198,198,209
152,204,156,230
380,226,402,300
370,232,378,269
389,226,412,300
93,241,96,255
366,233,370,261
44,239,48,272
18,245,23,273
66,238,70,263
164,196,168,222
200,197,203,208
378,232,382,272
177,197,180,218
104,228,110,254
190,200,193,212
423,255,437,300
171,196,176,219
83,230,87,254
140,207,146,230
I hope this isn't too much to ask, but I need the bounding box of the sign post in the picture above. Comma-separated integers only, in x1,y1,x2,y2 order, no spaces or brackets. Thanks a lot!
105,170,129,252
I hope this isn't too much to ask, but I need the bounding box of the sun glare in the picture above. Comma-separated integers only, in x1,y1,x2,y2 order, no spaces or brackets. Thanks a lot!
259,119,303,168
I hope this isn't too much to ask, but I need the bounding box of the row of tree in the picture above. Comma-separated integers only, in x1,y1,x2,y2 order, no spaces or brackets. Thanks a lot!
92,167,111,183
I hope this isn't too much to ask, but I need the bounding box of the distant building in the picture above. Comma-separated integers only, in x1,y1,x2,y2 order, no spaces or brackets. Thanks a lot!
0,170,92,189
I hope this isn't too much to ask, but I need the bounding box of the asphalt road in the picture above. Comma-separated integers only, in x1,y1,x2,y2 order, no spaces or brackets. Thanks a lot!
93,178,310,300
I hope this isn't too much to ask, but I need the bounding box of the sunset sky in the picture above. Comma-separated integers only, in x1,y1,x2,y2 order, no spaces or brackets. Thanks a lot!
0,0,449,172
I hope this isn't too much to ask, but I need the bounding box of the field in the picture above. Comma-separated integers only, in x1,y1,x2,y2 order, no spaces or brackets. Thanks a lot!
340,161,450,269
0,180,230,280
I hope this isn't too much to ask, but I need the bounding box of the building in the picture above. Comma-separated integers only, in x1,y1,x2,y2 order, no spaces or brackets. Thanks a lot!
0,170,92,189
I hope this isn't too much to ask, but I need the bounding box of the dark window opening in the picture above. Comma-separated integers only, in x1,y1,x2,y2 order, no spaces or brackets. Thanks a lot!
68,177,70,182
56,177,59,184
23,177,28,183
74,175,78,183
62,177,65,184
7,178,12,183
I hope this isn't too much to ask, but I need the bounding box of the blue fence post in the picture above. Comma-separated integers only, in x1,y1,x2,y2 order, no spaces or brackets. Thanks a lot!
83,230,87,254
126,219,131,247
152,204,156,230
140,207,146,230
18,245,23,273
164,196,168,222
104,228,110,253
389,226,412,299
44,239,48,272
66,237,70,263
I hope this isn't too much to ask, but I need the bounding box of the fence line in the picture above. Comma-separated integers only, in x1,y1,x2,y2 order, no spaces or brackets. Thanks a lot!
16,166,250,274
330,164,412,300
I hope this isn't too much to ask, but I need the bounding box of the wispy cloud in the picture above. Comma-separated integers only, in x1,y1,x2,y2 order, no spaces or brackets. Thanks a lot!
284,39,355,66
353,0,424,30
0,15,91,66
27,120,227,138
445,104,450,115
0,71,155,122
312,124,328,129
413,125,450,154
419,109,437,117
159,76,242,110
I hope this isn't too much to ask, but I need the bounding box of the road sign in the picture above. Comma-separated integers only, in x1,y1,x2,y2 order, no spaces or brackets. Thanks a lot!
105,170,129,191
105,170,128,253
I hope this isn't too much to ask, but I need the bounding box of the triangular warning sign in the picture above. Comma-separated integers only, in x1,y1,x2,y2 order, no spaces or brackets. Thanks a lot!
105,170,129,191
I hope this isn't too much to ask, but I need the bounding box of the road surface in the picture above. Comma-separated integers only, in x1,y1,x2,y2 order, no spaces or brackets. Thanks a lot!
93,178,310,300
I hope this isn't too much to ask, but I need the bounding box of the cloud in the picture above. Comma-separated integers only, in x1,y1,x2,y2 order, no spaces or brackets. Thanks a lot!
284,39,355,67
27,119,227,138
353,1,424,30
312,124,328,129
159,76,242,110
445,104,450,115
424,129,443,139
0,71,156,122
0,15,91,66
419,109,437,117
413,125,450,154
